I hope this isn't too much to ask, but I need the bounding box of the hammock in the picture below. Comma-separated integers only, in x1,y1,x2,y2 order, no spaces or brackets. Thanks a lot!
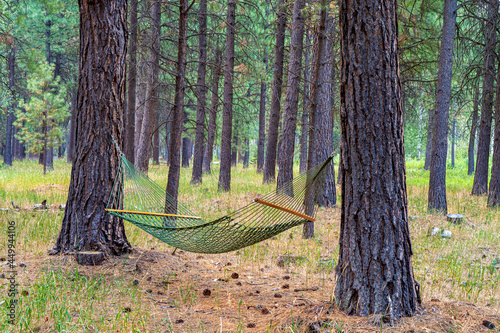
106,154,333,254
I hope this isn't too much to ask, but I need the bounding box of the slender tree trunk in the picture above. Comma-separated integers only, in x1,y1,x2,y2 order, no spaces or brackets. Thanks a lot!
263,0,287,183
300,31,311,174
487,63,500,207
136,0,161,173
257,69,267,173
218,0,236,192
423,108,434,170
472,0,498,195
191,0,208,184
335,0,417,317
277,0,306,189
4,45,15,167
428,0,457,213
243,136,249,168
468,83,480,175
182,110,190,168
231,122,238,167
125,0,138,164
51,0,131,256
203,49,223,174
166,0,188,213
153,111,160,165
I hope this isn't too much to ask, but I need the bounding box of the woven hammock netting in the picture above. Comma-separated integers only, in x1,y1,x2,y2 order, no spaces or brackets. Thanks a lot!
106,155,333,254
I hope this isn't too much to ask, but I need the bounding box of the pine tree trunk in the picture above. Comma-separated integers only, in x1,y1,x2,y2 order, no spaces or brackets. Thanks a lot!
191,0,208,184
335,0,417,317
136,1,161,173
472,0,498,195
153,111,160,165
487,64,500,207
299,31,311,174
243,136,249,168
218,0,236,192
125,0,138,164
203,49,223,174
468,83,480,175
51,0,131,256
263,0,286,183
277,0,306,189
4,45,15,167
423,108,434,170
231,123,238,167
182,110,190,168
166,0,188,213
257,78,267,173
428,0,457,213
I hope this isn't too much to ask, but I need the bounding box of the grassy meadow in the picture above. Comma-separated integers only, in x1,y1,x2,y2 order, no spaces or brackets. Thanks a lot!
0,157,499,332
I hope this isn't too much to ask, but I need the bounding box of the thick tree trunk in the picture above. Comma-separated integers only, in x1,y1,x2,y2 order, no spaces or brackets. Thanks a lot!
300,31,311,174
423,108,434,170
335,0,418,318
487,64,500,207
218,0,236,192
472,0,498,195
52,0,131,256
276,0,306,189
4,45,15,167
125,0,138,164
468,83,480,175
166,0,188,213
136,1,161,173
191,0,208,184
428,0,457,213
263,0,287,183
203,49,223,174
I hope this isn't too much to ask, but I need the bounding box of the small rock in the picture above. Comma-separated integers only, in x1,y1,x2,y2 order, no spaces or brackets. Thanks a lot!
255,290,260,294
441,230,452,238
59,204,66,210
226,262,232,266
202,289,211,297
483,320,495,330
430,298,440,302
231,272,239,279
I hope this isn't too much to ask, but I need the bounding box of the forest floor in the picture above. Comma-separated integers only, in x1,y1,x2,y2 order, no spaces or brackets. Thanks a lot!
0,158,499,332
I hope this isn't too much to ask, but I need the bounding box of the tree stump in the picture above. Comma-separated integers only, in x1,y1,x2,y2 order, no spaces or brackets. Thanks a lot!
447,214,464,225
75,251,106,266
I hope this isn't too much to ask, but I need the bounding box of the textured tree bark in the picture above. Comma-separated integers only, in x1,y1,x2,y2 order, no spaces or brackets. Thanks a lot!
166,0,188,213
218,0,236,192
4,45,15,167
203,49,223,174
231,123,238,167
299,31,311,174
257,75,267,173
487,64,500,207
136,1,161,173
467,83,480,175
472,0,498,195
276,0,306,189
125,0,138,165
191,0,208,184
51,0,131,256
335,0,418,318
428,0,457,213
153,111,159,165
316,12,336,208
263,0,287,184
243,136,249,168
423,108,434,170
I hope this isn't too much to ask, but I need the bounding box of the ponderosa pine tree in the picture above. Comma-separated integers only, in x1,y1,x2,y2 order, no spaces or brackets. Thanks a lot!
423,108,433,170
263,0,286,183
191,0,208,185
487,64,500,207
299,31,311,174
468,83,480,175
218,0,236,192
472,0,498,195
51,0,131,255
276,0,306,189
428,0,457,213
335,0,418,317
4,44,15,167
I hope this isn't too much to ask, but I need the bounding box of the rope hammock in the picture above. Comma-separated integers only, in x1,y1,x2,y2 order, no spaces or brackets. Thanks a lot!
106,154,333,254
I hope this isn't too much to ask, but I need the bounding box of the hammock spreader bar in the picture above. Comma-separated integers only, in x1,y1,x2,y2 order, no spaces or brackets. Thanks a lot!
253,198,316,222
105,208,201,220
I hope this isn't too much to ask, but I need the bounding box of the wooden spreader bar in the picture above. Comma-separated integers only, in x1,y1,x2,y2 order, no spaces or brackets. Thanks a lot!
105,209,201,220
253,198,315,222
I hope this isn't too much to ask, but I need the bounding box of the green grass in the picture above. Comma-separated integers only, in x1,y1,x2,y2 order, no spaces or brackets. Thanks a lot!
0,157,499,332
